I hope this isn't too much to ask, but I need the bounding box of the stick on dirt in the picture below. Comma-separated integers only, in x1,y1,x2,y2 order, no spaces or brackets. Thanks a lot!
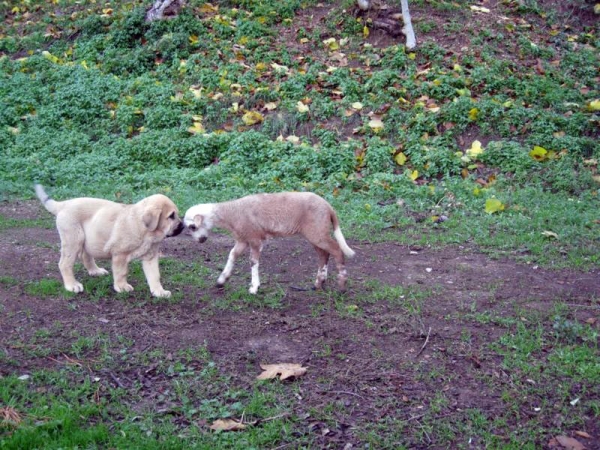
415,326,432,358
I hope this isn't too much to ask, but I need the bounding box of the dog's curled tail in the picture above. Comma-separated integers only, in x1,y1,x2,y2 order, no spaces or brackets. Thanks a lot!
35,184,60,215
331,211,355,258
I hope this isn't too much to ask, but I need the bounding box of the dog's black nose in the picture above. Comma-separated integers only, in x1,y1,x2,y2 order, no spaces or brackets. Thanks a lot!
169,221,185,237
198,236,207,243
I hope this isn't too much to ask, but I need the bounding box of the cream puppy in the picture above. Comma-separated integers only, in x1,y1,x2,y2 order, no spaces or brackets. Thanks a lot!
36,184,184,297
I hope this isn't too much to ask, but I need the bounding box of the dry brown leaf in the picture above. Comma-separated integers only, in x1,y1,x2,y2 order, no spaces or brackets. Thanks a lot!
1,407,22,427
257,363,307,380
574,431,592,439
209,418,247,431
555,435,586,450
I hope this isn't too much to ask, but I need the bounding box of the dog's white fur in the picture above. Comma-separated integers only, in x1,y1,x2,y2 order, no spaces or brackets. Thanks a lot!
35,184,184,297
184,192,355,294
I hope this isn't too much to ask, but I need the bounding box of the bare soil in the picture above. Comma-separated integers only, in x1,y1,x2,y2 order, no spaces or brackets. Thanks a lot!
1,200,599,447
1,2,599,446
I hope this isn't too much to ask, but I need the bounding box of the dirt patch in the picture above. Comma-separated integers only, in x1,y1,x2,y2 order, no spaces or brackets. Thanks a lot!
1,200,599,447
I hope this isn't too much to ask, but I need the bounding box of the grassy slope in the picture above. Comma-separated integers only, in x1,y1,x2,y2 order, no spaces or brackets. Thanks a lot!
1,0,599,267
0,1,598,267
0,1,599,447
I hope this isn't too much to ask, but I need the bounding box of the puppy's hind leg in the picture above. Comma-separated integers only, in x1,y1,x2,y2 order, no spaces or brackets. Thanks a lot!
82,252,108,277
111,254,133,293
216,241,247,288
57,223,85,293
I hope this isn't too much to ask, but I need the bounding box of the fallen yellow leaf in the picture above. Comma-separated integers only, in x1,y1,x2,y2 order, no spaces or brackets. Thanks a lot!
368,117,384,132
409,170,419,181
588,99,600,111
187,122,205,134
529,145,548,161
352,102,363,110
466,140,484,158
209,419,246,431
257,363,307,381
199,3,219,14
468,108,479,121
323,38,339,51
242,111,264,126
189,86,203,99
485,198,505,214
394,152,407,166
270,62,290,74
42,51,60,64
541,230,558,239
296,102,309,113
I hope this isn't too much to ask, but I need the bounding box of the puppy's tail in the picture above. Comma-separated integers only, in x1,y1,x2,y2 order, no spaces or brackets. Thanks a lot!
34,184,60,216
331,211,355,258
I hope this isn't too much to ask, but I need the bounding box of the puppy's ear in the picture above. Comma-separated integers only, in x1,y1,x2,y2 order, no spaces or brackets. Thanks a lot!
193,214,203,227
143,207,162,231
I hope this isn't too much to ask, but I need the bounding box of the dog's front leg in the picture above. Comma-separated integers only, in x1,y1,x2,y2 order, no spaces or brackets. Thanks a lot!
142,256,171,298
112,254,134,294
216,241,248,288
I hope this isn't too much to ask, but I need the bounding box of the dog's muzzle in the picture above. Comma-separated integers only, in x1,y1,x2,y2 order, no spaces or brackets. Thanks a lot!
197,236,207,243
168,221,185,237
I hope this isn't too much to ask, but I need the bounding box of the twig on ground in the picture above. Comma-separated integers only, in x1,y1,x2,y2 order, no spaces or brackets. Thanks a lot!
106,371,126,389
255,412,291,424
319,390,366,400
415,326,432,358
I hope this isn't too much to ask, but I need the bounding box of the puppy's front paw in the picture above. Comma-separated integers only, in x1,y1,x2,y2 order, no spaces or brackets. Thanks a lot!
65,282,84,293
152,288,171,298
88,268,109,277
248,286,259,295
114,283,134,293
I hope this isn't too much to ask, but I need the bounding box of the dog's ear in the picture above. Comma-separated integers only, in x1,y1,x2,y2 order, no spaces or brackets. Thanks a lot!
193,214,203,227
143,207,162,231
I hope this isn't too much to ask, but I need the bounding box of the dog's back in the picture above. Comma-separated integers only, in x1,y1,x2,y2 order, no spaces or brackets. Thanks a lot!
35,184,124,221
223,192,331,238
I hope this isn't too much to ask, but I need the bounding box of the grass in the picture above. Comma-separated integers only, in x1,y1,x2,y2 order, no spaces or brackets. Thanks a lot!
2,264,599,447
0,215,53,231
0,1,598,268
0,350,295,449
1,0,599,447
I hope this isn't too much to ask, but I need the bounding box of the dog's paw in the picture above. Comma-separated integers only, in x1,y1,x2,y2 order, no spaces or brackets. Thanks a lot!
248,286,259,295
152,288,171,298
114,283,134,293
88,268,109,277
65,282,84,293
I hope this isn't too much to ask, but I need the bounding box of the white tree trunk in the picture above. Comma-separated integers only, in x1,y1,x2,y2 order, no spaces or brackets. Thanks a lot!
400,0,417,50
145,0,185,22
